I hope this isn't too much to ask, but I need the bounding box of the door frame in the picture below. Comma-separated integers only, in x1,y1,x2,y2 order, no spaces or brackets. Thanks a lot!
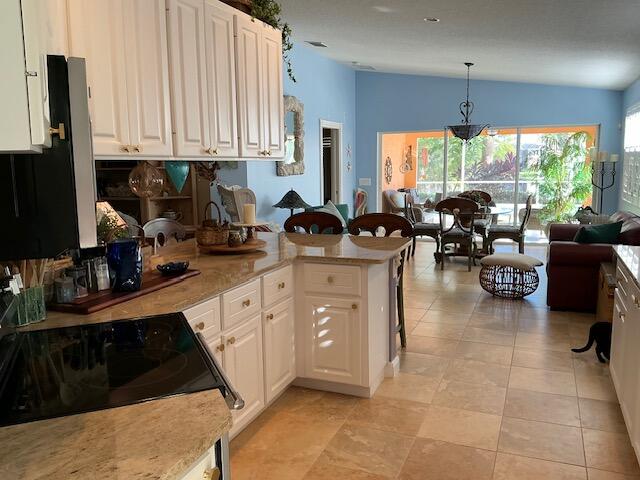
319,119,343,204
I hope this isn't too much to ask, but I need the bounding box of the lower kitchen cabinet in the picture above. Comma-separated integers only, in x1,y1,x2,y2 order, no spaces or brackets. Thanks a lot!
263,298,295,403
223,313,265,436
303,296,363,386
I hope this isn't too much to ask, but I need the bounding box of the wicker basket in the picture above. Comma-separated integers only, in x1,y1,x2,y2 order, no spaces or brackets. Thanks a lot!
479,264,539,299
196,201,229,246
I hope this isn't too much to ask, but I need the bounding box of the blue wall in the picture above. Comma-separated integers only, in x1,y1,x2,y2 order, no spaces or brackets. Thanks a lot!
244,44,357,227
355,72,624,213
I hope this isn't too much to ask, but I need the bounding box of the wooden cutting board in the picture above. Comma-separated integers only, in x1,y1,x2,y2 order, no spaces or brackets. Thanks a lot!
48,269,200,314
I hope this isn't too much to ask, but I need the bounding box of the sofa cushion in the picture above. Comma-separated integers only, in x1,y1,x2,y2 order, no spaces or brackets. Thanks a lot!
573,221,623,244
307,203,349,225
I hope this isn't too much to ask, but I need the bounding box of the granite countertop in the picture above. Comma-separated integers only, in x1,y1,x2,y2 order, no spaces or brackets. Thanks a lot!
0,390,232,480
30,232,410,330
614,244,640,286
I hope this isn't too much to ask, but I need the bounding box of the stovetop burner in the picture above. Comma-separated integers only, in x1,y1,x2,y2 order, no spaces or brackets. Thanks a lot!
0,313,224,427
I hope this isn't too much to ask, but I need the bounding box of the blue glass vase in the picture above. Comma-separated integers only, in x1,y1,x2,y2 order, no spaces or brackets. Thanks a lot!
107,239,142,292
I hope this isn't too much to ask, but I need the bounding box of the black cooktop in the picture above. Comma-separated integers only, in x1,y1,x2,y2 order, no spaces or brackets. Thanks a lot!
0,314,224,427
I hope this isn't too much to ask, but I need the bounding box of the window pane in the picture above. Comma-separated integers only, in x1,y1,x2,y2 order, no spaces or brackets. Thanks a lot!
416,133,445,203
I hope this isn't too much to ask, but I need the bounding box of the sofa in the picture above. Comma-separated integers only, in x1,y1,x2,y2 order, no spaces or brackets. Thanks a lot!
546,211,640,311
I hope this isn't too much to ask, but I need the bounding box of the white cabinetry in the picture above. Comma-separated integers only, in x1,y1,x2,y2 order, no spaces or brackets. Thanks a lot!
68,0,173,157
235,14,284,159
611,262,640,461
0,0,51,152
167,0,237,158
263,298,295,402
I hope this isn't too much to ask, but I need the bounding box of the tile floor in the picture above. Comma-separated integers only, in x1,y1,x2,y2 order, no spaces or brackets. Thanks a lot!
230,241,640,480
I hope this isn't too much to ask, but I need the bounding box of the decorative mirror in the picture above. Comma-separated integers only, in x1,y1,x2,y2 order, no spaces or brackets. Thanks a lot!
277,95,304,176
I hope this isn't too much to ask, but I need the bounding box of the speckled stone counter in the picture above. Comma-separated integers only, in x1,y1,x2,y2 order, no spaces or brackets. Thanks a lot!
614,244,640,287
0,390,232,480
29,232,410,331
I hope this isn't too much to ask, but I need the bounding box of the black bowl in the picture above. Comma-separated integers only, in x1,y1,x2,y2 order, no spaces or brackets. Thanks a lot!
156,261,189,276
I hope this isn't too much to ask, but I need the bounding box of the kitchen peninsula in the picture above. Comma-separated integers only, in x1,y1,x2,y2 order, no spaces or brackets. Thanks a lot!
3,232,409,480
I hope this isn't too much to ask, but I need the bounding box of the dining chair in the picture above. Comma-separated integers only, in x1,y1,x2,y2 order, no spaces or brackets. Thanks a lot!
283,211,343,234
435,197,480,271
404,194,440,259
143,218,186,251
217,184,257,223
486,194,534,254
348,213,413,349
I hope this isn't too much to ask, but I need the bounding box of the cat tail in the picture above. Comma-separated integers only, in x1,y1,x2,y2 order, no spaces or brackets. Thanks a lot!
571,332,594,353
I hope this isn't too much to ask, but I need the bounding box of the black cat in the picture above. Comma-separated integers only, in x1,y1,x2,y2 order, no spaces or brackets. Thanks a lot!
571,322,612,363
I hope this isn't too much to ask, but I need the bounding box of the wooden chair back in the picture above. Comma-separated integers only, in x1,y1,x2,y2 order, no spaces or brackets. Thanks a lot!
435,197,479,235
459,190,492,204
348,213,413,237
283,211,343,234
143,218,186,249
519,194,534,234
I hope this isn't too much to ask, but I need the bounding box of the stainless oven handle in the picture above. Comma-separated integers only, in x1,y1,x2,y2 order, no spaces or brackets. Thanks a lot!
196,332,245,411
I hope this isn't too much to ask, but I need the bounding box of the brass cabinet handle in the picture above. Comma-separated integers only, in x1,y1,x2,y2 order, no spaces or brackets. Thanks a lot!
203,467,221,480
266,150,272,156
121,144,132,153
203,468,221,480
216,343,225,352
352,304,358,310
195,321,205,331
242,299,251,307
204,147,212,155
278,281,285,289
133,144,142,153
227,337,236,345
266,313,274,320
211,147,219,155
620,312,626,322
327,276,334,284
48,123,65,140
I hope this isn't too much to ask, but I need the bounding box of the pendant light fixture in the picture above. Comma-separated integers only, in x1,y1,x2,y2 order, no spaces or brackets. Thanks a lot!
448,62,490,142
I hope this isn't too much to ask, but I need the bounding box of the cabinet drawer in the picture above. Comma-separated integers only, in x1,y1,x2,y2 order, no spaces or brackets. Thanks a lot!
183,297,221,339
303,264,361,296
222,279,261,329
262,265,293,307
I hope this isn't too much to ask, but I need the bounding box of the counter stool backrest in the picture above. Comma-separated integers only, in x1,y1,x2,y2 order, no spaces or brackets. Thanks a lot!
284,211,343,234
348,213,413,237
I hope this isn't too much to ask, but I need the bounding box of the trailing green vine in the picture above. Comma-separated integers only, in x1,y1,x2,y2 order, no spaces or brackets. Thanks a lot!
251,0,295,82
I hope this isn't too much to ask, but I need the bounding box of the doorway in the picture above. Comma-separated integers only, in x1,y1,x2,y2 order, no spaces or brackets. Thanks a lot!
320,120,342,205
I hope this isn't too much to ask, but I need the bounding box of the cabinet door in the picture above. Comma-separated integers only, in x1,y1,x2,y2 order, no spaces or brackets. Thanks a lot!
234,14,264,158
303,296,363,386
167,0,211,157
68,0,131,156
123,0,173,156
204,1,238,158
260,26,284,158
610,292,627,395
263,298,295,403
224,314,265,436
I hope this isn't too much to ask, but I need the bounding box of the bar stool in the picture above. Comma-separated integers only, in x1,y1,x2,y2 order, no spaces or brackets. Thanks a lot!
283,211,343,234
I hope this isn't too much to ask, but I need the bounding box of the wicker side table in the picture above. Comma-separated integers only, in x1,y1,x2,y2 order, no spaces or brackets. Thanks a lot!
479,253,543,299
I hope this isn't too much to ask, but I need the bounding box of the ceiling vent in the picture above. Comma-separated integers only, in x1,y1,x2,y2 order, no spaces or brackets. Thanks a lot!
306,41,327,48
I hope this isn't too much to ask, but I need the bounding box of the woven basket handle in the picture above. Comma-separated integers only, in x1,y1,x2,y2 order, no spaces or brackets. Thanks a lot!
203,201,222,224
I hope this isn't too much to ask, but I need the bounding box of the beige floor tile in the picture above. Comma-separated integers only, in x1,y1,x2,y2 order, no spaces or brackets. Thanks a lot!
399,352,450,380
403,308,426,321
417,405,502,450
467,313,517,331
231,411,344,480
444,358,510,387
579,398,626,433
493,452,587,480
473,301,521,318
323,423,414,478
583,429,640,475
455,341,513,365
515,331,572,352
303,453,390,480
412,322,465,340
574,354,612,377
347,397,429,436
462,326,515,346
587,469,640,479
269,387,358,421
398,438,495,480
576,374,618,402
512,348,574,372
498,417,585,465
374,372,438,404
517,317,570,336
509,366,577,396
404,335,459,357
430,299,477,314
432,379,506,414
504,389,580,426
420,309,471,325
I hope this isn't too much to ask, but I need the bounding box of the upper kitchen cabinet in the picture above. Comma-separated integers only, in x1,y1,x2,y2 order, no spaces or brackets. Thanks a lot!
167,0,238,158
68,0,173,157
0,0,51,152
235,15,284,159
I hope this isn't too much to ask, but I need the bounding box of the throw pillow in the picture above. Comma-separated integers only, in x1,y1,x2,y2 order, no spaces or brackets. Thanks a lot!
317,200,346,227
573,221,623,244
